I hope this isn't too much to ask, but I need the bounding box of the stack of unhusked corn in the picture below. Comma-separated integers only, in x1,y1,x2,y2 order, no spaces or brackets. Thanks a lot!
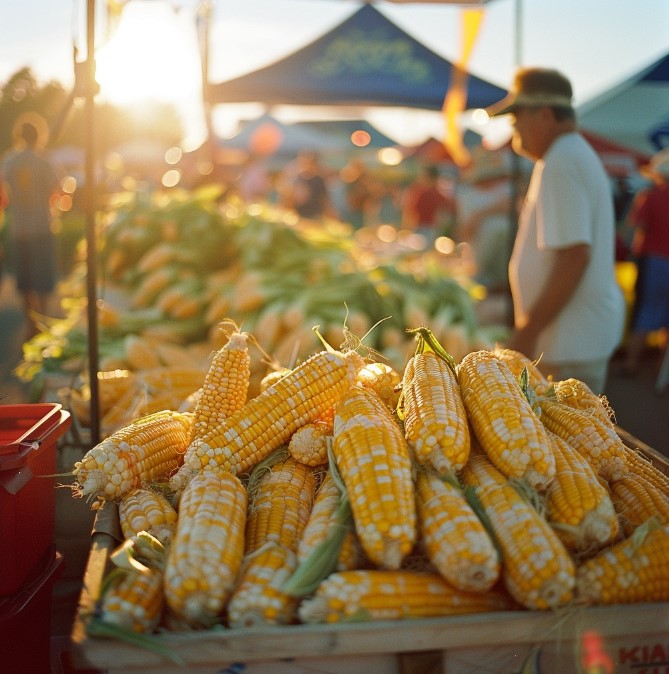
71,323,669,637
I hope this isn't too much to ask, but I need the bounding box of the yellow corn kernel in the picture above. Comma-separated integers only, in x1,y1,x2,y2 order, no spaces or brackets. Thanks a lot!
460,454,575,610
259,367,291,393
333,385,416,569
164,470,247,628
73,410,193,503
191,325,251,439
544,432,619,553
622,449,669,497
356,361,402,411
458,350,555,491
401,349,470,476
245,454,317,555
575,523,669,605
538,397,628,482
415,470,499,593
287,420,332,467
609,472,669,536
118,487,177,545
170,348,364,490
227,543,300,628
298,569,519,624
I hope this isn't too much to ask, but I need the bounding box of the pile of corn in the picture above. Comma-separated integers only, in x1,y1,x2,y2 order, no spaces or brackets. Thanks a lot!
17,187,504,397
71,323,669,639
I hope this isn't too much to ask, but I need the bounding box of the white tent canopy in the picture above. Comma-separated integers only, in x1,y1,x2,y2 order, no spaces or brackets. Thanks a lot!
578,52,669,155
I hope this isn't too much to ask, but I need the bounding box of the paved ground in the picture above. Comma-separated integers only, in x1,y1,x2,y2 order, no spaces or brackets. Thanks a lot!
0,273,666,672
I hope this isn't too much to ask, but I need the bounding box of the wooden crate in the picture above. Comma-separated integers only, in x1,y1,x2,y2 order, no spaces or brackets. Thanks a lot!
68,430,669,674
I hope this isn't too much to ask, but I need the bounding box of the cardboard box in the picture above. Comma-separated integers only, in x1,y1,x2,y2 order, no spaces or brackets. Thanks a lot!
0,403,71,595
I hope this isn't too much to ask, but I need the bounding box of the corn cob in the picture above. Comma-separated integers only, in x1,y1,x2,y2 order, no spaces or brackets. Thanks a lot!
492,347,550,395
287,419,333,467
458,350,555,491
543,432,619,554
460,454,575,610
139,367,206,398
73,410,193,503
99,384,142,437
129,266,177,309
575,522,669,605
191,325,251,439
608,473,669,536
298,569,518,624
355,361,402,411
163,470,247,628
551,378,615,428
245,453,316,555
333,385,417,569
227,543,300,628
170,348,364,490
118,487,178,545
622,449,669,497
297,469,365,572
259,367,291,393
538,397,628,482
98,533,166,633
415,470,500,593
136,241,179,273
124,334,162,370
400,328,470,476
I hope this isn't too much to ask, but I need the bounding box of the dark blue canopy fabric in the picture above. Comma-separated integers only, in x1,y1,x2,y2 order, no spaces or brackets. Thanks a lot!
209,4,507,111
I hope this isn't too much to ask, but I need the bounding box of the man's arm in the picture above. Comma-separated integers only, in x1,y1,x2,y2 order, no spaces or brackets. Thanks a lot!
506,243,590,357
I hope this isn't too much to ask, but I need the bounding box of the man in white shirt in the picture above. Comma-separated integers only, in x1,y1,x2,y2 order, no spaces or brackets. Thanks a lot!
487,67,625,393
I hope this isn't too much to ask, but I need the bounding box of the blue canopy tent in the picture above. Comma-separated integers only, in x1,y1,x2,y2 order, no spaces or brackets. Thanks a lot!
208,4,506,111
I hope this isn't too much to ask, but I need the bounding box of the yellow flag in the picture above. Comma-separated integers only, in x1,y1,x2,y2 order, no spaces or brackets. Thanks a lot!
443,8,485,167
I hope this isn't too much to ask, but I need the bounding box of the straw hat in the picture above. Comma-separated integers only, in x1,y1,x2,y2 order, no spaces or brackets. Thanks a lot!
640,148,669,180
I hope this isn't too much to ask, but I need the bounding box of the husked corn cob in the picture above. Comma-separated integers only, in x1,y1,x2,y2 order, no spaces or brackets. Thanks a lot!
97,531,167,634
227,543,300,628
608,473,669,536
170,348,363,490
575,523,669,605
400,329,470,476
245,454,316,555
139,367,206,396
415,470,500,593
551,378,615,428
460,454,575,610
259,367,291,393
333,385,416,569
164,471,247,628
298,569,518,624
118,488,177,545
297,470,364,572
545,432,619,553
356,361,402,410
73,410,193,503
192,325,251,439
492,347,550,394
124,334,162,370
458,350,555,491
287,419,332,467
538,398,628,482
622,450,669,497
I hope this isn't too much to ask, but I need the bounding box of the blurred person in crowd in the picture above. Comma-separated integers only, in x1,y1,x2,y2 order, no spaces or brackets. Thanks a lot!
456,147,529,293
286,150,337,221
488,67,625,393
237,153,270,204
618,149,669,375
339,158,381,229
1,112,61,337
400,164,455,244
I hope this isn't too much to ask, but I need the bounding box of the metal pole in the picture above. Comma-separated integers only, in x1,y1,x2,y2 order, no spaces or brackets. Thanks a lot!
85,0,100,447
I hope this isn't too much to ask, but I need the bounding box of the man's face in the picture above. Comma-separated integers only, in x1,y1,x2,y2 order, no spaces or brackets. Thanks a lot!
510,105,546,160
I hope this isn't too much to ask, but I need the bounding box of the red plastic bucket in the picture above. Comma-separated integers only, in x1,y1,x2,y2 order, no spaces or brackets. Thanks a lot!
0,403,71,595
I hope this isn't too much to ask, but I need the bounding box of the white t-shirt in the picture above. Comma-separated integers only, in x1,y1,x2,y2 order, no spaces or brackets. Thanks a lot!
508,132,625,362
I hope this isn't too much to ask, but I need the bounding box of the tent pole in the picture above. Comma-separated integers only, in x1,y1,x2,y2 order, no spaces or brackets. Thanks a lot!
84,0,100,447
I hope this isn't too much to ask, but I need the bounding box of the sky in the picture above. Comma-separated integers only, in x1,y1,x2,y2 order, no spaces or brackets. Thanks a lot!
1,0,669,147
